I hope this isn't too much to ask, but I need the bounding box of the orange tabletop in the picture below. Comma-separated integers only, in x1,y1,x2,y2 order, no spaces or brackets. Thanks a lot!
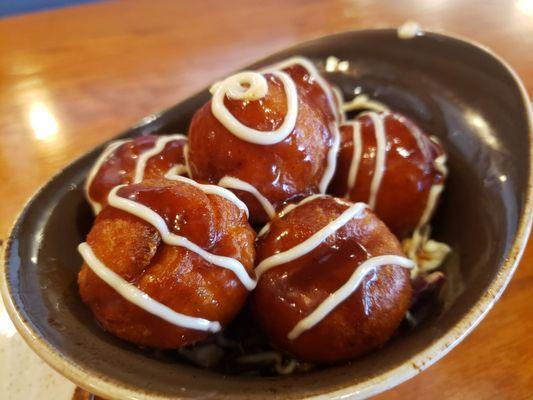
1,1,532,398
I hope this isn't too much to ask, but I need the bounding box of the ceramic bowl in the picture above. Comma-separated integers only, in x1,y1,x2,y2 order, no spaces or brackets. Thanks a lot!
1,29,532,399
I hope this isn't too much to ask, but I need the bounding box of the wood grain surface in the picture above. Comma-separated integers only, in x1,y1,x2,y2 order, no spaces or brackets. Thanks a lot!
0,1,532,399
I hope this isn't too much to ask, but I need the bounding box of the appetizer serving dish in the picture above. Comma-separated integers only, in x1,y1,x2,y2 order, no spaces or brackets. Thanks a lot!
2,29,532,399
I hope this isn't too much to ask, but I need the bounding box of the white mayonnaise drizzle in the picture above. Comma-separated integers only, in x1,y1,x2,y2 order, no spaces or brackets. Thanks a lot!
397,21,422,40
255,202,367,277
345,121,362,196
168,164,189,176
85,139,131,214
288,255,415,339
256,223,271,239
433,148,449,176
257,194,327,238
319,121,341,193
343,94,390,113
183,144,192,178
78,242,222,333
276,194,327,221
417,184,444,230
133,134,187,183
218,176,276,219
416,153,448,229
210,70,298,145
107,185,256,290
332,86,346,122
164,168,249,217
364,112,387,209
210,71,268,100
264,56,339,123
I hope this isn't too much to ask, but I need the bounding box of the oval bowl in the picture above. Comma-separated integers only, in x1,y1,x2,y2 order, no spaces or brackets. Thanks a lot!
1,29,532,399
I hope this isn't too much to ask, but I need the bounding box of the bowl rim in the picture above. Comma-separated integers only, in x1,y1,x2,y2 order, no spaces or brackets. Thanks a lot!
1,27,532,400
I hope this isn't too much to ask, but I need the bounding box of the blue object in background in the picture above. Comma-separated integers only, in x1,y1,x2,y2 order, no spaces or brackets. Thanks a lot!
0,0,102,18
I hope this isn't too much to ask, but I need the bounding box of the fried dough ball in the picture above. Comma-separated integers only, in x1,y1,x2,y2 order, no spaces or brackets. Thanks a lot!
78,178,255,349
329,112,447,238
251,196,411,363
188,68,338,224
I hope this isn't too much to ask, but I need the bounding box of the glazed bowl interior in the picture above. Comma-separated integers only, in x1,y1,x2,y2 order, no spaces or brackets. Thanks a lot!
2,29,531,400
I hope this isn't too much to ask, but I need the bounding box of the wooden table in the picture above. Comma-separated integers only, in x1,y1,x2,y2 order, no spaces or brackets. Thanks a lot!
1,1,531,398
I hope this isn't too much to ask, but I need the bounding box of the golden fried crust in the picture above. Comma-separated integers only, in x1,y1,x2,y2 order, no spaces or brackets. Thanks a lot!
187,73,334,224
330,113,446,239
251,197,412,363
78,179,255,349
88,135,187,209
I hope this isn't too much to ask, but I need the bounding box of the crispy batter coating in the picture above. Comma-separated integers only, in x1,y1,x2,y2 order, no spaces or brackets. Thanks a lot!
79,179,255,349
329,112,446,239
251,196,411,363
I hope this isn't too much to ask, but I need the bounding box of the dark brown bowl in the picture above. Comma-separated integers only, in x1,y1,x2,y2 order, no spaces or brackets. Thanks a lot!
1,29,532,399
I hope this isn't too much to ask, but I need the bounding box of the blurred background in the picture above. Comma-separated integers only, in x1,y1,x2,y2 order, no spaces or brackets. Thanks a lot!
0,1,532,399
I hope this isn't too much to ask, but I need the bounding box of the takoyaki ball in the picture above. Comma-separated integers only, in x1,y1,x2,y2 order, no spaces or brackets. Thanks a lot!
86,134,187,213
187,70,337,224
78,178,255,349
329,112,447,239
251,196,412,363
